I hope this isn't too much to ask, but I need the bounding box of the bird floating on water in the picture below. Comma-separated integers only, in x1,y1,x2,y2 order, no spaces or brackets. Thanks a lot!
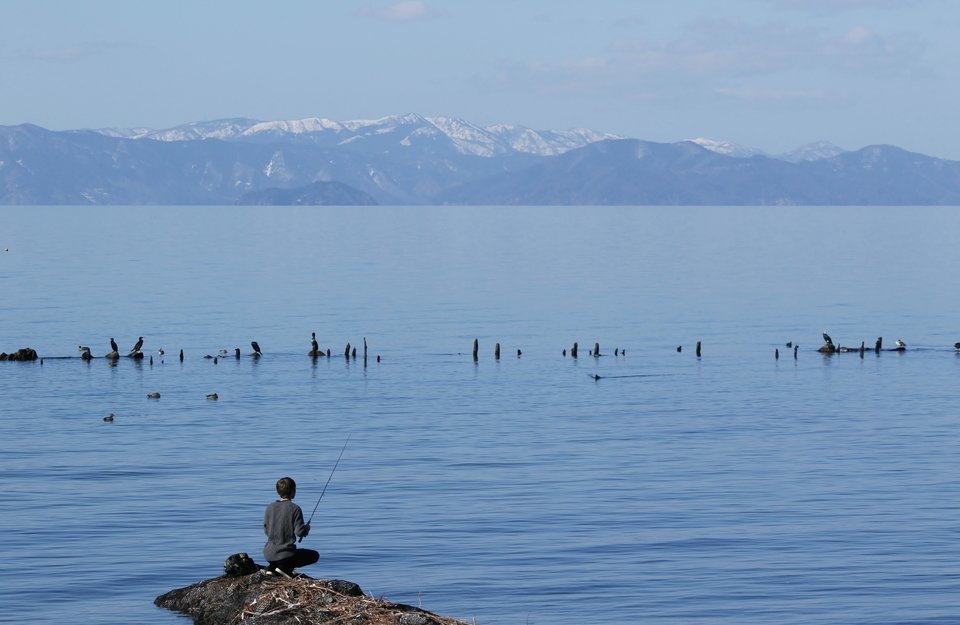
146,392,161,399
206,393,219,400
103,413,114,422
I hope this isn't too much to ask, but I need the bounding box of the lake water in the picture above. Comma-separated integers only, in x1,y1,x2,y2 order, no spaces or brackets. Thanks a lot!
1,205,959,625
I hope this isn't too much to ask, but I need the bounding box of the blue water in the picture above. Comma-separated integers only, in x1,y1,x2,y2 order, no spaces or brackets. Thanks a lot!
1,206,959,624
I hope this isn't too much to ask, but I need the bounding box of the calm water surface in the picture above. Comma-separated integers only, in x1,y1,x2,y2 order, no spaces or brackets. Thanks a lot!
1,206,959,624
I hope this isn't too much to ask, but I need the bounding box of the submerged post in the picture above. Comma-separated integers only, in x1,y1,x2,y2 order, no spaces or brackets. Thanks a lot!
775,348,779,360
344,343,351,359
179,349,184,363
571,342,578,358
696,341,702,357
235,348,240,360
473,339,479,361
364,338,368,368
594,342,600,358
495,343,500,360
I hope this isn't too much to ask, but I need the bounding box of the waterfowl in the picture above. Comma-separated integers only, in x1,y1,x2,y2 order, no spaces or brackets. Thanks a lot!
110,338,119,353
103,413,114,422
251,341,262,356
146,392,161,399
311,332,319,354
130,337,144,353
206,393,218,400
78,345,91,356
895,339,906,349
822,331,833,346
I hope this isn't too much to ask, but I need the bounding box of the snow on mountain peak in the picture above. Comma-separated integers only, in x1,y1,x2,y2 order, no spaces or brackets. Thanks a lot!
688,138,766,158
91,114,619,157
241,117,345,136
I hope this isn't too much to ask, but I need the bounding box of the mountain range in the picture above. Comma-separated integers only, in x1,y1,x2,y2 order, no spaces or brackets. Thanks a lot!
1,114,958,205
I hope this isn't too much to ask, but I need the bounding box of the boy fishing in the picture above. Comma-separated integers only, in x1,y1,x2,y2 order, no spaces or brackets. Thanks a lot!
263,477,319,576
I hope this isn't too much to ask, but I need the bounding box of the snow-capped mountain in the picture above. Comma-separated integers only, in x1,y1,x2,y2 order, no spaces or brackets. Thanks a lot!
688,137,766,158
93,114,621,158
6,116,954,206
778,141,848,162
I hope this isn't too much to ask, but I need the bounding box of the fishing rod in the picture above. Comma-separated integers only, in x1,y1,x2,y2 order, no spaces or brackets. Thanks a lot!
300,433,351,540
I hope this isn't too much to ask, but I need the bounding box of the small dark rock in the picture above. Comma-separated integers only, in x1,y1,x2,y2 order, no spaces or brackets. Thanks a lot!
0,347,39,361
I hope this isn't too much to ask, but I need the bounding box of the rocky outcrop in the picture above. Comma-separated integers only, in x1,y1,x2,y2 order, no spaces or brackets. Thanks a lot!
155,572,469,625
0,348,38,361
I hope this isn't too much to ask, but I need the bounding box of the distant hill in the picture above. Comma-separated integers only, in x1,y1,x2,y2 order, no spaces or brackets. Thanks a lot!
441,140,960,205
236,181,377,205
1,115,959,205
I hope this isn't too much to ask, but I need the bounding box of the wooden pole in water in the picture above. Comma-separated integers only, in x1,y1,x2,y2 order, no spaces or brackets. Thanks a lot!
571,342,578,358
594,342,600,358
473,339,479,361
344,343,351,359
179,349,184,363
235,348,240,360
495,343,500,360
875,337,882,353
775,348,779,360
363,338,368,368
696,341,702,357
794,345,799,359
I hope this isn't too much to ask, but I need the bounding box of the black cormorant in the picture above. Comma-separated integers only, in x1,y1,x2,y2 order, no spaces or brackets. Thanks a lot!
110,338,118,353
251,341,262,356
131,336,143,353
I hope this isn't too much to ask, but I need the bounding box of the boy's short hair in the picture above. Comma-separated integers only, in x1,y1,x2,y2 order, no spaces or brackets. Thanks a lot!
276,477,296,499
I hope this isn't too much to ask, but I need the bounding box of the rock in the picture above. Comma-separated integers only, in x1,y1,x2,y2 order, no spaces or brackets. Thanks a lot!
0,348,39,361
156,572,468,625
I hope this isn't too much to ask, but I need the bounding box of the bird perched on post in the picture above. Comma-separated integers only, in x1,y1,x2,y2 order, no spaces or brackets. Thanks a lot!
311,332,319,354
130,336,144,354
822,331,833,347
251,341,262,357
78,345,91,357
110,338,119,353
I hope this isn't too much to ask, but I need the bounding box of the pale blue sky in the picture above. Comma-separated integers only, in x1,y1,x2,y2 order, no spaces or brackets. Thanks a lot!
1,0,956,157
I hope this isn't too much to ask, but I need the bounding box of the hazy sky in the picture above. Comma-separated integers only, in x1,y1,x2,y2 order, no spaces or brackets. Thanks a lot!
1,0,957,157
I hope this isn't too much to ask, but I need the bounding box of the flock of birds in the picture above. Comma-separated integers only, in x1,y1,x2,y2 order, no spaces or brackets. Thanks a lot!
77,332,960,364
79,337,262,362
